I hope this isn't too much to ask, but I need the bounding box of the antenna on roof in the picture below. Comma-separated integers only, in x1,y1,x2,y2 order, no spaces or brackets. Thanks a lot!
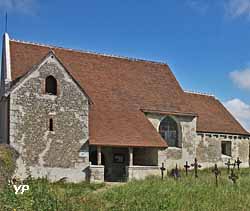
5,12,8,33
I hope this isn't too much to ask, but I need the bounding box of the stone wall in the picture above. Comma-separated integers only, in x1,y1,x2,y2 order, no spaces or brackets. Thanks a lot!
196,134,249,168
9,54,89,182
126,166,160,180
146,113,197,169
90,165,104,183
196,135,221,164
146,113,250,169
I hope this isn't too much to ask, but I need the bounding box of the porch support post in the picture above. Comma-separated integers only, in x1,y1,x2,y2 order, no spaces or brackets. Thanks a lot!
129,147,133,166
97,146,102,165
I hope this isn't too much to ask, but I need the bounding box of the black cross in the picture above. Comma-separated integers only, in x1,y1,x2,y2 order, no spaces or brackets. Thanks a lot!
170,164,180,179
212,164,221,187
160,162,166,180
235,157,242,170
229,169,238,184
184,161,190,176
191,158,202,178
225,159,235,174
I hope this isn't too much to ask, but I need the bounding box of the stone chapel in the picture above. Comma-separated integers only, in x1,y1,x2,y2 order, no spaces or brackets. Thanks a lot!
0,33,249,182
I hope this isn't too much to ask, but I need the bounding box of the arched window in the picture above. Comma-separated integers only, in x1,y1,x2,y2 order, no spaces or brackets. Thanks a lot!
45,76,57,95
159,116,179,147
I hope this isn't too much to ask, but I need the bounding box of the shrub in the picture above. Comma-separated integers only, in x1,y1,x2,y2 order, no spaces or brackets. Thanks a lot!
0,144,18,187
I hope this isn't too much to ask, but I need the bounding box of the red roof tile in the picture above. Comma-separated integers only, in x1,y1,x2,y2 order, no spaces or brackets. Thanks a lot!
8,40,249,148
186,92,249,135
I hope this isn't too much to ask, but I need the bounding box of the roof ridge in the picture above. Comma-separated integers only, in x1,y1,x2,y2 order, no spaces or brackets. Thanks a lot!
184,90,215,97
10,38,168,66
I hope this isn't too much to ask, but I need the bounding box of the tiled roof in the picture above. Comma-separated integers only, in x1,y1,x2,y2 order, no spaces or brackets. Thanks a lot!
8,39,249,148
185,92,249,135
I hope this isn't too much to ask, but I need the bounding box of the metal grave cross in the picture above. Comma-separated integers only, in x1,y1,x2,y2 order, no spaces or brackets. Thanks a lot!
160,162,166,180
225,159,235,174
184,161,190,176
212,164,221,187
191,158,202,178
170,164,180,179
228,169,238,184
235,157,242,170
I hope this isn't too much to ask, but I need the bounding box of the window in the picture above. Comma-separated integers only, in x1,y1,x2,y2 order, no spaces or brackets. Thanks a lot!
159,116,179,147
221,141,231,156
49,119,53,131
45,76,57,95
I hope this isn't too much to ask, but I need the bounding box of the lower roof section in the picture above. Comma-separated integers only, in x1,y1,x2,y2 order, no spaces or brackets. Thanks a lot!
89,105,168,148
186,92,250,136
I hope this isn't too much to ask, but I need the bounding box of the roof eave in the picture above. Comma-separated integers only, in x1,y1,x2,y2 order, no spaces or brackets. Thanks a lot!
197,130,250,137
141,108,198,117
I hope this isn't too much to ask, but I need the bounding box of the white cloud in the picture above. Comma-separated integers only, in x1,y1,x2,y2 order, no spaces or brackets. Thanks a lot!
224,98,250,131
225,0,250,18
229,68,250,90
0,0,37,14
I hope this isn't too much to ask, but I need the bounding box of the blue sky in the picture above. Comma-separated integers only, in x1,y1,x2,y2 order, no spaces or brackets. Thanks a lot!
0,0,249,130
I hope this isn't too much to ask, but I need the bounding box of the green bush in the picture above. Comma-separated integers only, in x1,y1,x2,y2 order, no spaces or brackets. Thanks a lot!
0,144,18,186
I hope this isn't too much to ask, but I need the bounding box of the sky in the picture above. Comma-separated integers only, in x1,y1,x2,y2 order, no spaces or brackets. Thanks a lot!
0,0,249,131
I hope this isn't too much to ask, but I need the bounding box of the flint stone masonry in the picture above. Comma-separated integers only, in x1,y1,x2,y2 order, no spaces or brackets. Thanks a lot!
9,55,89,182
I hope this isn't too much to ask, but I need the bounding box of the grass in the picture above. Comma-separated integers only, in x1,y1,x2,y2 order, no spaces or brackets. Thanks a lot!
0,178,105,211
1,168,250,210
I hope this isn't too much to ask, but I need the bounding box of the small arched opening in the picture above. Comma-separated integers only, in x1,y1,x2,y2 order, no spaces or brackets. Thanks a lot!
45,75,57,95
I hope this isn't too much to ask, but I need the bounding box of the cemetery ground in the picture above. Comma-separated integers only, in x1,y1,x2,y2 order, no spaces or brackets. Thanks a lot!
0,168,250,210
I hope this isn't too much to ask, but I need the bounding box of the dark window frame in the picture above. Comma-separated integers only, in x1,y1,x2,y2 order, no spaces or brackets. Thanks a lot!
221,141,231,156
159,116,180,148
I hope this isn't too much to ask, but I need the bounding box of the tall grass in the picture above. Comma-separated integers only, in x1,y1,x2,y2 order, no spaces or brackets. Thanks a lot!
1,168,250,210
83,168,250,211
0,178,105,211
